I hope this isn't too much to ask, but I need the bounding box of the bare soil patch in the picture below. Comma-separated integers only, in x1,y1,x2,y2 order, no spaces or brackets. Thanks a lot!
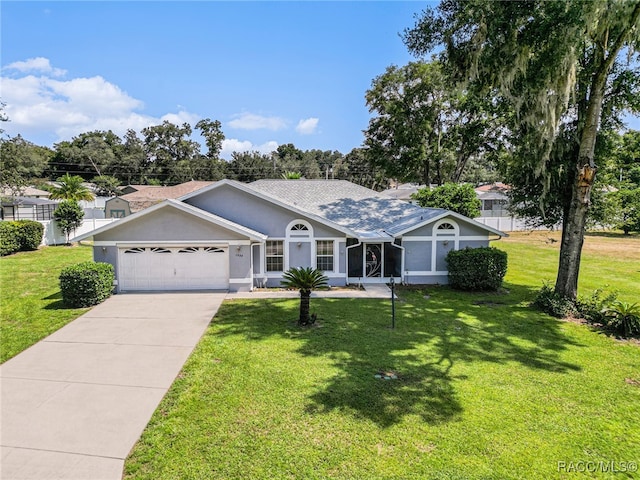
503,230,640,261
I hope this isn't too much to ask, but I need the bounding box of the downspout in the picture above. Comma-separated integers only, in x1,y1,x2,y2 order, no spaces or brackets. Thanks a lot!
249,241,257,291
345,239,362,286
395,240,406,285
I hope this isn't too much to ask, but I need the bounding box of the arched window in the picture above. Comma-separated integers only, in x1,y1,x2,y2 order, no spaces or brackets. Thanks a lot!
434,219,459,236
437,222,455,231
286,220,313,238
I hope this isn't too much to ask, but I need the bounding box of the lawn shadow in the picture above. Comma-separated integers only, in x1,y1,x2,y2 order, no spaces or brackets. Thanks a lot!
216,283,582,428
42,291,71,310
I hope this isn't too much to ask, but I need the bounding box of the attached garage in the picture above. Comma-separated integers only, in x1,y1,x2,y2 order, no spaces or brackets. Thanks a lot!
118,246,229,291
74,200,267,293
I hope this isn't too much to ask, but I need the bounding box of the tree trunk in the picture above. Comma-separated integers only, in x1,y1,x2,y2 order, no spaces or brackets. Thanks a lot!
452,152,468,183
298,290,311,325
554,49,607,300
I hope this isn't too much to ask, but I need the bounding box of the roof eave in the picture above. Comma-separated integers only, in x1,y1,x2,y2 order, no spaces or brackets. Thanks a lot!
179,179,361,238
72,199,268,243
393,210,507,237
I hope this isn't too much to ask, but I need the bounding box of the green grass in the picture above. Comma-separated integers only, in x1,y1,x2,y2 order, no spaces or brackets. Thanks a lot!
0,245,92,363
495,230,639,303
125,233,640,480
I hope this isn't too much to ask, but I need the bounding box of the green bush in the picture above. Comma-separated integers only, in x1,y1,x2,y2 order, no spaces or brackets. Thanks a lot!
0,220,45,255
59,262,115,308
532,283,576,318
575,288,618,324
604,301,640,338
446,247,507,291
0,222,20,256
15,220,44,251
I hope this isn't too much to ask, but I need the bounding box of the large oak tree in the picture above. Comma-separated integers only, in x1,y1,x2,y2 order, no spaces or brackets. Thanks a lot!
405,0,640,300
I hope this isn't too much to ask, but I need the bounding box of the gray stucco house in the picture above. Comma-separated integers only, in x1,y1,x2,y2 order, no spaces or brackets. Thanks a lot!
74,179,506,292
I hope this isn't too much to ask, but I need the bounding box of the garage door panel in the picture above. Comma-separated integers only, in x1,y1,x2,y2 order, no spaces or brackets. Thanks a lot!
119,247,229,291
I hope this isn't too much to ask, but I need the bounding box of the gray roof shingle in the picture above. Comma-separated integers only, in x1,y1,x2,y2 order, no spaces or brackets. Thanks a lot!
249,180,442,238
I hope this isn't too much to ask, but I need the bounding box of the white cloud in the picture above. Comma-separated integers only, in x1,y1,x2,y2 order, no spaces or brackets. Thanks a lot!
295,117,319,135
228,113,287,131
221,139,279,159
161,110,201,126
3,57,66,77
0,58,200,143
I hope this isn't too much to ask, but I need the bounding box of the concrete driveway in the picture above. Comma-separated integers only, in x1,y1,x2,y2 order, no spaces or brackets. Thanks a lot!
0,292,225,480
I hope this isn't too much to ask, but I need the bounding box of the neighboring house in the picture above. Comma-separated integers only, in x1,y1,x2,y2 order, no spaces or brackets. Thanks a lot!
1,186,51,199
381,183,426,205
475,183,510,217
1,186,57,221
75,179,506,293
0,196,59,221
104,181,215,218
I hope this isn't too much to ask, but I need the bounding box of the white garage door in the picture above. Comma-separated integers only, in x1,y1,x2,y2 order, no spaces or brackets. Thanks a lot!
119,246,229,291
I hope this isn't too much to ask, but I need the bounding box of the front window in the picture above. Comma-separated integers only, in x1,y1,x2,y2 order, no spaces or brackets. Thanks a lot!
266,240,284,272
316,240,334,271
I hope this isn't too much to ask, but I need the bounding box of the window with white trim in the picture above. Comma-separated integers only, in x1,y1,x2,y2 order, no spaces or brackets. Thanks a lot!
437,222,455,230
316,240,334,271
266,240,284,272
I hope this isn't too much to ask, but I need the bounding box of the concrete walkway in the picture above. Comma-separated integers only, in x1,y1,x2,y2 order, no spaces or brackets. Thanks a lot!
0,293,225,480
0,286,391,479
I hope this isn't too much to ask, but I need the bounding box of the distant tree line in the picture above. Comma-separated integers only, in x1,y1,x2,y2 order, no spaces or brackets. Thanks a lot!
0,118,391,193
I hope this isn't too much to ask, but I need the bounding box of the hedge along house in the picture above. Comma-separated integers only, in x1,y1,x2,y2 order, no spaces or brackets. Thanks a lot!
74,180,506,292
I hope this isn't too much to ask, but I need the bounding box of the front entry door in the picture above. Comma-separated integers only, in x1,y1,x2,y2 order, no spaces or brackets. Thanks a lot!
365,244,382,277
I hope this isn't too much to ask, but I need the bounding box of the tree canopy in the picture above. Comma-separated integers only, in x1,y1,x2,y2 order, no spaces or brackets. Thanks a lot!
405,0,640,300
412,183,481,218
48,174,95,201
364,60,503,186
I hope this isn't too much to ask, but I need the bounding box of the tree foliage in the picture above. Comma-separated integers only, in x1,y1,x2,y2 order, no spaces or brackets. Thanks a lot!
91,175,122,196
53,200,85,244
0,135,52,195
48,174,95,201
364,60,503,186
412,183,481,218
405,0,640,300
281,267,329,326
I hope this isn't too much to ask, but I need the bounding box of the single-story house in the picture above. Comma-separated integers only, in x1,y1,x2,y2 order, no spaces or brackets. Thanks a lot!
75,179,506,292
476,183,510,217
104,181,214,218
1,196,59,221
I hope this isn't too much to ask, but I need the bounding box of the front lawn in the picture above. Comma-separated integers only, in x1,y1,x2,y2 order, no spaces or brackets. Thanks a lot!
125,232,640,479
0,245,92,363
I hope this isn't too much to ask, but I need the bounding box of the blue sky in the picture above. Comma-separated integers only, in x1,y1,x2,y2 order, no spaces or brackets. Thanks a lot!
1,1,428,158
2,1,638,160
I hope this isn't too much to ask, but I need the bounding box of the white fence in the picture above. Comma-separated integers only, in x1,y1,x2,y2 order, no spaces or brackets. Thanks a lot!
40,218,118,246
475,216,552,232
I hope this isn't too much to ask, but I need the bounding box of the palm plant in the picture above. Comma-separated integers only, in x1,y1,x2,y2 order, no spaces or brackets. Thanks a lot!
281,267,329,326
605,301,640,338
48,174,95,201
281,171,302,179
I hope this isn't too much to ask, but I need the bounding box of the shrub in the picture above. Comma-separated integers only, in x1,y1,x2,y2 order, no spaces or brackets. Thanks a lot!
603,301,640,337
532,282,576,318
15,220,44,251
575,288,618,324
53,200,84,244
412,183,482,218
446,247,507,291
0,222,20,256
59,262,115,308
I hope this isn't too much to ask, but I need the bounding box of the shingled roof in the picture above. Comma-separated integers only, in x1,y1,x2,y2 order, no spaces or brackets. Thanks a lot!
249,180,442,238
122,181,214,213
